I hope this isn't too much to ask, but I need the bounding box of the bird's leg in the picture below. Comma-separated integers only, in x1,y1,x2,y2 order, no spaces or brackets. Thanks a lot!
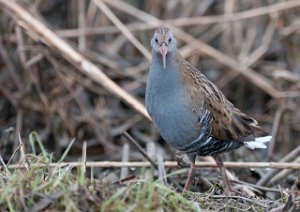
181,110,212,193
182,155,196,193
212,155,231,196
213,155,245,197
182,162,196,193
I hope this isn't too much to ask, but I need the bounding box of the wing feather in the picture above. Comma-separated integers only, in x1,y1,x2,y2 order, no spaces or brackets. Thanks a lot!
177,53,268,142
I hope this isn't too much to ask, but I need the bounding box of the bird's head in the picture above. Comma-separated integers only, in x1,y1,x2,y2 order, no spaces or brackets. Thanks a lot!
151,26,176,69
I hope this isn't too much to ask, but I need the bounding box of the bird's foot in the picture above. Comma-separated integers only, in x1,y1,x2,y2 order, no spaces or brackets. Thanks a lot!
226,185,244,196
213,180,243,196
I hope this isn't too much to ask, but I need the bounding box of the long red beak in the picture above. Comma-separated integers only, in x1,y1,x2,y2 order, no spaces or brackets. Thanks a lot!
159,43,168,70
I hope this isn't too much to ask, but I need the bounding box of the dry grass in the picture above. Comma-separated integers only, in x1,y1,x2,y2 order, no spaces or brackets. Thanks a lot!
0,132,298,211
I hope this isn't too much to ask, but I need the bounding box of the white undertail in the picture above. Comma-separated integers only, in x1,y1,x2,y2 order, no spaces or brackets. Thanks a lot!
244,136,272,150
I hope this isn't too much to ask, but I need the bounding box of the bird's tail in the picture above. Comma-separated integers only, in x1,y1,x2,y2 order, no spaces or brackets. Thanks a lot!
244,135,272,150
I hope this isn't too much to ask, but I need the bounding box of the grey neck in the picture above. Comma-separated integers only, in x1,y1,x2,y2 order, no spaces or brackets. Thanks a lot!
149,50,181,95
151,49,178,71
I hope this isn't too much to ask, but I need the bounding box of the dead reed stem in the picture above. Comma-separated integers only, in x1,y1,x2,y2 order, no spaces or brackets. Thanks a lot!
4,161,300,170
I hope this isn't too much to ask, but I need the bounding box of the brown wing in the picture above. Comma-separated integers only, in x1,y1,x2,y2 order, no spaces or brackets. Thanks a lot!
177,53,268,142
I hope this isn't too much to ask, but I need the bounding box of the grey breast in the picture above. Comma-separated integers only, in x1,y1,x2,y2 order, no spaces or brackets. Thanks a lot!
145,56,199,149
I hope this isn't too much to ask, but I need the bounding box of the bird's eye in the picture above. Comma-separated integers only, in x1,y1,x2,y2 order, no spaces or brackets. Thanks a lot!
168,38,172,42
155,38,158,43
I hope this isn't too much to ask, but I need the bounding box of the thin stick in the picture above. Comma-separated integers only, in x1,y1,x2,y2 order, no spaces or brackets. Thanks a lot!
145,141,156,180
257,144,300,186
78,0,86,50
157,149,168,185
79,142,87,186
120,141,130,179
4,161,300,170
0,154,11,176
122,131,157,168
269,156,300,185
268,106,285,160
6,143,22,166
234,180,280,193
123,132,180,188
18,133,27,165
92,0,151,60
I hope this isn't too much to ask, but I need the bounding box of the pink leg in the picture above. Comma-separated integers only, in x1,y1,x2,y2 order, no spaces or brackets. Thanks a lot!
182,162,196,193
213,155,232,194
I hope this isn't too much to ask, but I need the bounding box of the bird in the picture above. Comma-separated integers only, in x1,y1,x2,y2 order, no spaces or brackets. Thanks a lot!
145,26,272,193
